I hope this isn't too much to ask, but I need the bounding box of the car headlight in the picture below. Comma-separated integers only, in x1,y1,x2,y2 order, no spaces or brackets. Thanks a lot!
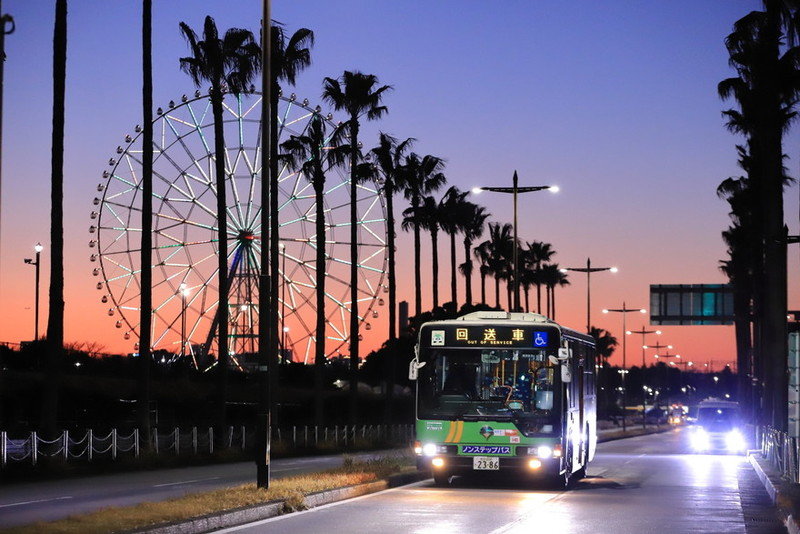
726,430,746,452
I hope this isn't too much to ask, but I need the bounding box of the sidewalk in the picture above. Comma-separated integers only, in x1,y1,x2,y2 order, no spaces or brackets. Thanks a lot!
749,452,800,534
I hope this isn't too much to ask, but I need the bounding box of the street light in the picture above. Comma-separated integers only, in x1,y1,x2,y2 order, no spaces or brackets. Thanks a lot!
603,302,646,432
628,327,660,429
627,326,660,368
23,242,43,339
472,170,558,311
561,259,618,332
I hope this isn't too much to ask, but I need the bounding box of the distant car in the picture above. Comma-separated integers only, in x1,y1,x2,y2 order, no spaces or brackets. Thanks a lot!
689,400,745,454
644,407,668,425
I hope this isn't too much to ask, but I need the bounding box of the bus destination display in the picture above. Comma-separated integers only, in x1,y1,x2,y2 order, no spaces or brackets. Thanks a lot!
426,325,558,348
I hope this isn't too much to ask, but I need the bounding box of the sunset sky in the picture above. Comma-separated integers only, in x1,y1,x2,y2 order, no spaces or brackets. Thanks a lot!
0,0,797,370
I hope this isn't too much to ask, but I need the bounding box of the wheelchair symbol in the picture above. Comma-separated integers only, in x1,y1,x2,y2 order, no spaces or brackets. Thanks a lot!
533,332,548,347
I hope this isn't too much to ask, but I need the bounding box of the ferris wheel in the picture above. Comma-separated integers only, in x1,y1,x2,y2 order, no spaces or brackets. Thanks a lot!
89,90,387,368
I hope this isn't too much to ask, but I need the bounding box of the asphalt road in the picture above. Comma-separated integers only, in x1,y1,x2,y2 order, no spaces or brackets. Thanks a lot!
218,428,785,534
0,449,400,528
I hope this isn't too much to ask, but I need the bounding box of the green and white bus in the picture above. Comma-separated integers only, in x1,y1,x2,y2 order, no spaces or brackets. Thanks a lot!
409,311,597,486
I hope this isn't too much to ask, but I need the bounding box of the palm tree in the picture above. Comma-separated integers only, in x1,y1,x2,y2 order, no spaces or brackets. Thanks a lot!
266,24,314,427
370,133,414,340
590,326,618,365
473,241,491,306
42,0,67,438
179,16,260,433
524,241,554,313
280,114,344,427
479,222,513,309
322,71,391,424
396,153,446,316
137,0,153,447
590,325,618,416
540,263,569,318
403,196,442,308
719,4,799,428
438,186,469,310
460,202,490,307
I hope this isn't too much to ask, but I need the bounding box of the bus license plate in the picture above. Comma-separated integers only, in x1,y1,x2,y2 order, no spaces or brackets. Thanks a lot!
473,456,499,470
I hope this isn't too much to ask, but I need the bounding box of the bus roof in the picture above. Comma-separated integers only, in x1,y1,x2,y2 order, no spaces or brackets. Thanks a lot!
419,311,595,345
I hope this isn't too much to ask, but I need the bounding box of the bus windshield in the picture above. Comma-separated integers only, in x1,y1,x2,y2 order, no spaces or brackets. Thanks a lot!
418,347,559,434
697,406,740,432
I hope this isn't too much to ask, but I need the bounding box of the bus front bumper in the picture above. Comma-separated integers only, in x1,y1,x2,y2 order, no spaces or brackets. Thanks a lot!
417,455,562,477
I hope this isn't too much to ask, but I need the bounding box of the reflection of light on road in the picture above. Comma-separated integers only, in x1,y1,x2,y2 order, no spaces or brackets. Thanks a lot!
487,492,568,533
682,454,742,489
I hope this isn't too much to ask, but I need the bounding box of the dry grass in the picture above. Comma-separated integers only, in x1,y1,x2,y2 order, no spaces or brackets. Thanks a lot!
2,456,414,534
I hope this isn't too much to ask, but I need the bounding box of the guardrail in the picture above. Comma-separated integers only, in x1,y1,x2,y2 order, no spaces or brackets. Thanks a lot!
0,424,413,468
758,426,800,483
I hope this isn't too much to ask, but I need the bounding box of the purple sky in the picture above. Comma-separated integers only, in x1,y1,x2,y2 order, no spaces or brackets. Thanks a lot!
0,0,797,368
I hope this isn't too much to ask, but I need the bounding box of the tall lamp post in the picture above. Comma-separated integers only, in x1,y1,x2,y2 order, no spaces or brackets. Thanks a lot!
627,326,661,429
628,326,661,368
472,171,558,311
23,243,43,339
561,258,618,332
603,302,646,432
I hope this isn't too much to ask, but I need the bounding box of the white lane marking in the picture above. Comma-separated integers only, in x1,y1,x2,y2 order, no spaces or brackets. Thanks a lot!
0,495,73,509
214,480,430,532
152,476,220,488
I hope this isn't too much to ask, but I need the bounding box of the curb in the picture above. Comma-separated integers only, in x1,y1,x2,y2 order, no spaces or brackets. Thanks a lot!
135,471,428,534
748,452,800,534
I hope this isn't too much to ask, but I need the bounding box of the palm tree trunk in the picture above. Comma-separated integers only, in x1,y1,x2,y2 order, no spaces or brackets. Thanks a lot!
536,282,542,314
137,0,153,448
450,232,457,310
211,89,229,435
413,199,422,316
314,182,326,427
552,285,556,319
546,285,552,317
732,279,752,422
480,271,486,305
387,190,397,339
43,0,67,438
506,281,511,311
431,229,439,309
524,286,530,313
494,275,500,308
463,239,472,306
349,119,360,425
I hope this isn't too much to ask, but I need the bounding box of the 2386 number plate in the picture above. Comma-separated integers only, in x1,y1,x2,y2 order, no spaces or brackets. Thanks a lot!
473,456,499,470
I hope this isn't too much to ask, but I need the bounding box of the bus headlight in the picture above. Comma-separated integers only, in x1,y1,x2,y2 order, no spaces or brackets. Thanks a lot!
528,459,542,469
691,428,709,451
537,445,553,459
726,430,745,452
432,457,445,468
422,443,438,457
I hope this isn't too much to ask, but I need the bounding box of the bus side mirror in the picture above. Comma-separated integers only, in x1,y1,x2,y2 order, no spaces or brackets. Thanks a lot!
557,348,569,361
409,359,426,381
561,364,573,383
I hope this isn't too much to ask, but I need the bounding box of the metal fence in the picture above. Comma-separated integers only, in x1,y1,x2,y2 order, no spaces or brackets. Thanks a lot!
0,424,414,468
759,426,800,483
